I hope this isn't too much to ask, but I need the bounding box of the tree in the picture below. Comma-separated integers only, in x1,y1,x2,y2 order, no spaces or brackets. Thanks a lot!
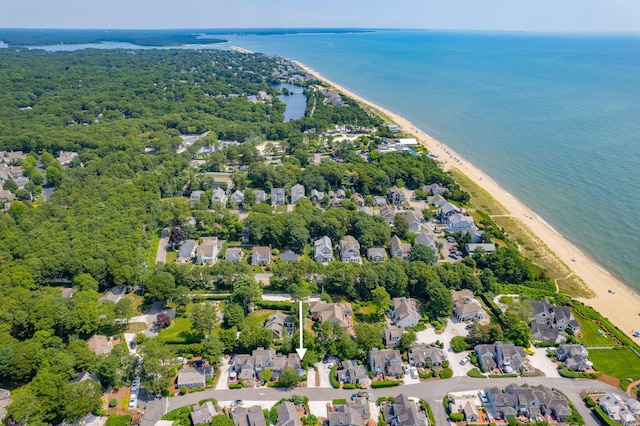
232,275,262,314
399,329,416,352
450,336,470,353
172,285,190,311
393,213,409,239
409,244,437,266
278,365,301,387
224,303,245,329
45,165,63,187
426,283,453,319
355,323,384,353
504,311,532,347
154,313,172,329
200,335,224,366
73,273,99,292
237,326,272,353
146,272,176,301
64,380,102,422
169,227,187,247
3,178,17,192
260,368,274,382
114,298,135,323
211,415,235,426
190,303,218,336
370,286,392,320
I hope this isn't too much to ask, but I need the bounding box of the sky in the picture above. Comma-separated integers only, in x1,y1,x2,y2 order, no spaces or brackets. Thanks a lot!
1,0,639,32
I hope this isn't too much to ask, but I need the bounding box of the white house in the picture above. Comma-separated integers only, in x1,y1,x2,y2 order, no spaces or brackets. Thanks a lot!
314,236,333,263
339,236,361,263
290,184,305,203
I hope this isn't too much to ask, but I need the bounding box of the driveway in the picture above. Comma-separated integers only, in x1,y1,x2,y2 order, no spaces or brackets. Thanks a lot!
314,362,332,388
306,368,317,388
155,229,169,264
529,347,560,377
415,318,469,347
216,359,232,390
307,400,330,417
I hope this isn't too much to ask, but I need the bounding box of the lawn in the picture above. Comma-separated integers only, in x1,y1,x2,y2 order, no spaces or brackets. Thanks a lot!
355,304,380,323
126,322,147,333
574,314,619,347
244,309,275,329
157,316,202,344
106,415,131,426
589,347,640,389
166,248,178,264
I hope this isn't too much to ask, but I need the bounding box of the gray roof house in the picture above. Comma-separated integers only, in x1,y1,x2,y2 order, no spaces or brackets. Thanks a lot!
367,247,387,262
189,190,204,205
340,236,361,263
212,187,228,205
290,184,306,203
437,202,461,223
384,327,404,348
336,360,369,385
446,213,475,233
452,289,485,322
351,193,365,207
196,237,219,265
392,297,420,328
414,232,437,252
408,345,447,367
475,342,530,374
427,194,447,206
280,250,300,262
271,188,286,205
252,246,271,265
178,240,198,263
232,406,268,426
556,344,590,372
99,285,127,304
486,384,571,422
328,404,365,426
276,401,302,426
527,298,580,337
190,402,216,425
381,394,428,426
230,190,245,206
402,210,423,233
255,190,267,203
310,301,352,332
465,243,496,254
388,186,406,205
390,235,411,260
310,189,325,203
176,365,214,389
314,236,333,263
422,183,449,196
379,205,396,226
373,196,387,206
265,311,295,340
598,393,640,426
369,348,403,378
530,322,559,343
231,348,301,383
225,247,244,263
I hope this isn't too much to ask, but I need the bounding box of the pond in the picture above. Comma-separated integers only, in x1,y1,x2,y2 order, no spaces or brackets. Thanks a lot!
274,83,306,122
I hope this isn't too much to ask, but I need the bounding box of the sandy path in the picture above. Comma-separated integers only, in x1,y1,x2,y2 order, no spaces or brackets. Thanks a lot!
295,61,640,340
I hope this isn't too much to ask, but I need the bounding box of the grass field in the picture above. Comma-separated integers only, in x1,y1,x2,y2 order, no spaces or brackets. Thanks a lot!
106,415,131,426
589,347,640,389
574,314,620,347
126,322,147,333
244,309,275,329
157,317,201,344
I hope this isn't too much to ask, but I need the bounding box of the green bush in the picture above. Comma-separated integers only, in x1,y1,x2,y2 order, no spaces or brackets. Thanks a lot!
450,336,470,353
108,398,118,408
584,396,595,408
439,368,453,379
593,406,619,426
343,383,356,389
421,400,436,426
229,383,243,389
371,380,400,388
267,382,290,387
333,399,347,405
558,366,601,379
443,395,450,414
442,360,450,368
258,300,293,310
449,412,464,422
418,371,432,379
330,364,340,388
377,397,396,404
179,386,187,395
467,368,485,378
489,373,518,378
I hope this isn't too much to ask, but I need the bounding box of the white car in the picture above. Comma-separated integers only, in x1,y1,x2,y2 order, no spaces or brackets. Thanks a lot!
410,367,418,379
460,356,470,365
479,390,488,403
128,395,137,408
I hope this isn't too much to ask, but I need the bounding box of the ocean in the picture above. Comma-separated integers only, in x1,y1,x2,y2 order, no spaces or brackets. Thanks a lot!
219,30,640,289
11,30,640,290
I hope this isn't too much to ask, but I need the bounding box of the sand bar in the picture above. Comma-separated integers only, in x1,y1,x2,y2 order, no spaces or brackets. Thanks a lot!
295,60,640,340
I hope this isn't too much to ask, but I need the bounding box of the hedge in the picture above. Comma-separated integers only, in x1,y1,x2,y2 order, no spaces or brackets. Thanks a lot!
330,364,340,388
593,406,618,426
267,382,290,387
450,412,464,422
467,368,486,378
439,368,453,379
333,399,347,405
443,395,450,414
421,400,435,426
229,383,243,389
258,300,293,310
558,366,601,379
377,397,395,404
371,380,400,388
343,383,356,389
489,373,518,378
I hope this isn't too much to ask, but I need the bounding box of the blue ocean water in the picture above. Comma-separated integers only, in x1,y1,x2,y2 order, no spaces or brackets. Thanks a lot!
223,30,640,289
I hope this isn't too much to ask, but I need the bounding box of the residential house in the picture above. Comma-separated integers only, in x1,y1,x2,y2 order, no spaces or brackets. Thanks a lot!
452,289,485,322
176,365,214,389
0,190,15,203
402,210,423,233
252,246,271,266
373,196,387,206
369,348,403,378
211,175,233,190
530,322,559,343
426,194,447,207
225,247,244,263
388,186,406,205
309,301,352,332
414,232,437,252
486,384,571,422
276,401,302,426
14,177,29,189
335,189,346,199
280,250,300,262
446,213,476,233
230,190,245,206
392,297,420,328
190,402,216,425
328,404,365,426
527,298,580,338
475,342,530,374
465,243,496,255
390,235,411,260
437,203,461,223
69,372,101,386
178,240,198,263
386,124,401,133
313,236,333,263
189,190,204,205
461,228,487,244
367,247,387,262
212,188,228,205
100,285,126,304
408,345,447,367
381,394,428,426
556,345,590,372
271,188,286,205
422,183,449,196
310,189,325,203
447,394,480,424
255,190,267,203
232,406,268,426
336,360,369,385
87,335,112,355
340,236,362,263
351,193,365,207
265,311,295,340
0,150,25,164
379,205,396,226
196,237,219,265
598,393,640,426
384,327,404,348
231,348,301,383
290,184,306,203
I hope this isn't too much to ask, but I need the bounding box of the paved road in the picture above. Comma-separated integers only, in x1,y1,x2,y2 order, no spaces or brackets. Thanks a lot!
140,376,621,426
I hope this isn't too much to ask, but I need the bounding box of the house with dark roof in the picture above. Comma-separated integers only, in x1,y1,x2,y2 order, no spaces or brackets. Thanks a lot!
379,205,396,226
232,406,268,426
485,384,571,423
178,240,198,263
265,311,294,340
390,235,411,260
527,298,580,341
252,246,271,265
336,360,369,385
427,194,447,207
190,401,216,425
422,183,449,196
230,348,301,383
475,342,531,374
276,401,302,426
280,250,300,262
367,247,387,262
446,213,476,234
328,404,365,426
271,188,286,205
176,365,214,389
381,394,428,426
392,297,420,328
340,236,361,263
556,344,590,372
414,232,437,252
437,203,461,223
384,327,404,348
369,348,403,378
408,345,447,367
388,186,406,205
311,189,325,203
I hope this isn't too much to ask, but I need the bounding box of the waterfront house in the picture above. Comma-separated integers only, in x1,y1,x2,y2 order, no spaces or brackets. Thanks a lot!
422,183,449,196
437,202,461,223
452,289,485,322
598,393,640,426
556,344,590,372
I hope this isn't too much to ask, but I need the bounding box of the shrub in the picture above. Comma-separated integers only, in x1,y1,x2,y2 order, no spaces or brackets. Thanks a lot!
229,383,243,389
451,336,470,353
257,300,293,310
421,400,436,426
593,406,619,426
558,366,601,379
450,412,464,422
443,395,450,414
442,360,450,368
467,368,485,378
585,396,595,408
333,399,347,405
439,368,453,379
330,364,340,388
489,373,518,378
377,397,396,404
108,398,118,408
371,380,400,388
343,383,356,389
179,386,187,395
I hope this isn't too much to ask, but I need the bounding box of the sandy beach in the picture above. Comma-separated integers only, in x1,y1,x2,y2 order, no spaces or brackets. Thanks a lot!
295,61,640,340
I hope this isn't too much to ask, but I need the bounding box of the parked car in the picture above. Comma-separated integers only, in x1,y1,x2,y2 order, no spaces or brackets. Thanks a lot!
402,365,409,374
479,390,488,403
128,395,137,408
410,367,418,379
465,323,474,330
129,341,137,349
460,356,470,365
232,400,244,406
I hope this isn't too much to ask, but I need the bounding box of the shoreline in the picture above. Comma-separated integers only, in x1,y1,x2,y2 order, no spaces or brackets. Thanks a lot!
294,60,640,341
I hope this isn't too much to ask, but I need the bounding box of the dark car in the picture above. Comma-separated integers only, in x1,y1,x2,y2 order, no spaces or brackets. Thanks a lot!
129,341,137,349
465,323,474,330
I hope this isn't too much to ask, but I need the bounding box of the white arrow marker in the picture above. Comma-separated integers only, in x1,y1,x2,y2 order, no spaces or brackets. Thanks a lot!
295,300,307,360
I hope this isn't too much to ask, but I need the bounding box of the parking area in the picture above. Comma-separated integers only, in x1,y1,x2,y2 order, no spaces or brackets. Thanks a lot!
215,358,232,390
415,318,475,377
314,361,334,388
307,400,330,417
529,347,560,377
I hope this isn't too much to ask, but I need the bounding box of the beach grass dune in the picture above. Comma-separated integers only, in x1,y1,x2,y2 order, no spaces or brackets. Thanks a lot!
294,60,640,341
